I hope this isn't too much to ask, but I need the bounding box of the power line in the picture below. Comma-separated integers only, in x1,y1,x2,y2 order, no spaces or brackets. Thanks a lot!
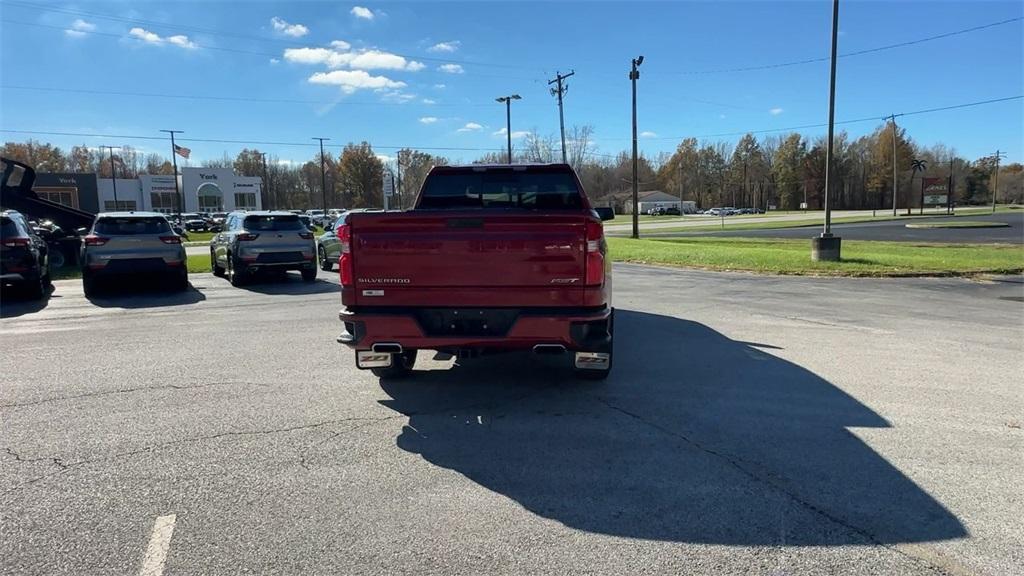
2,1,547,72
669,16,1023,75
597,95,1023,141
0,85,497,107
0,129,512,153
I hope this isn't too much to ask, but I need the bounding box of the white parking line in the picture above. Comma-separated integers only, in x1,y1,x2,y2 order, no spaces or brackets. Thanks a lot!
139,514,176,576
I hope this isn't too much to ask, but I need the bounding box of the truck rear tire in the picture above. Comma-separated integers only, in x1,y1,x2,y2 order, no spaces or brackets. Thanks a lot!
371,350,418,379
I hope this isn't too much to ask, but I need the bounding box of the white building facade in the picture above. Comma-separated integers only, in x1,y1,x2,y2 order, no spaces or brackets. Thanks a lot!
97,168,262,214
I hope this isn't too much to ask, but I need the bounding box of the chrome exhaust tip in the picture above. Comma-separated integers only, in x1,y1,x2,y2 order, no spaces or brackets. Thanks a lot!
371,342,403,354
533,344,567,355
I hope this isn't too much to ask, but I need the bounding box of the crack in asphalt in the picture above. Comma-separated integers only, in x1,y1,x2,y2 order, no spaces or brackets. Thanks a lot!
1,415,389,497
594,396,957,576
0,380,266,409
4,447,68,470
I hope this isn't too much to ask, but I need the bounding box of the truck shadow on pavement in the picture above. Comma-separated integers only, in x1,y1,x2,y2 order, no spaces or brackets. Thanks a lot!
379,309,968,546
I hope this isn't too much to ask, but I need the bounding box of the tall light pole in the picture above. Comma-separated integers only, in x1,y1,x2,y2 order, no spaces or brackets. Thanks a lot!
312,137,330,213
496,94,521,164
630,55,643,239
548,70,575,164
160,130,184,219
260,152,271,210
102,146,119,210
889,114,898,216
811,0,841,262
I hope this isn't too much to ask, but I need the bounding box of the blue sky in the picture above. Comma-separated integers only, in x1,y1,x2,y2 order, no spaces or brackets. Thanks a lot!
1,0,1021,166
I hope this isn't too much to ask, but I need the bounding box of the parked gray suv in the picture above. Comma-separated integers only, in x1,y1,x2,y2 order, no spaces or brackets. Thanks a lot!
210,211,317,286
81,212,187,296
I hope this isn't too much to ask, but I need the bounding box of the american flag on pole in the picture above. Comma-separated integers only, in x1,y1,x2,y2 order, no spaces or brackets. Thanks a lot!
173,144,191,159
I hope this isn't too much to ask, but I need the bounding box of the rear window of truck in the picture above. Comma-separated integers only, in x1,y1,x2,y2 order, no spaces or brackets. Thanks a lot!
418,170,583,210
244,215,304,231
94,217,171,235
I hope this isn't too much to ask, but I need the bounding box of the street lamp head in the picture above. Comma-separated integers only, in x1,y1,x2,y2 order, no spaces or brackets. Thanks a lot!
496,97,506,103
635,55,644,66
511,94,521,100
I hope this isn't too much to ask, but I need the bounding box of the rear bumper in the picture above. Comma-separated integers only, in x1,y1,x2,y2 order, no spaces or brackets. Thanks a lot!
338,305,612,352
86,257,185,276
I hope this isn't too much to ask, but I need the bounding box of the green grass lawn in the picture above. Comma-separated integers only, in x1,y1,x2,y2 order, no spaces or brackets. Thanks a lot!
607,237,1024,277
188,253,213,274
615,206,1021,235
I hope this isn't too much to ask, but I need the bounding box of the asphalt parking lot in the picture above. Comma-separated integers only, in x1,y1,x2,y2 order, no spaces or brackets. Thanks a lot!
648,211,1023,243
2,265,1023,575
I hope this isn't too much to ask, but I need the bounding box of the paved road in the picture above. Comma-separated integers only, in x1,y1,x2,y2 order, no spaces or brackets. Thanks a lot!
639,211,1024,243
2,267,1023,575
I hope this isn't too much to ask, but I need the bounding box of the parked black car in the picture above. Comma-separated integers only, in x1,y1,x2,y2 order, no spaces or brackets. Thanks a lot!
1,210,50,299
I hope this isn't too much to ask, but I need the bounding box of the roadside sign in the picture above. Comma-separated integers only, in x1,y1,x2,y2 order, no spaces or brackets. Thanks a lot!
799,202,808,210
383,175,394,197
922,178,948,206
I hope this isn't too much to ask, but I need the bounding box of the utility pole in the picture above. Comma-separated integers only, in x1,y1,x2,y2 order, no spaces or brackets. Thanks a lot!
991,150,1006,213
678,160,684,215
496,95,521,164
811,0,841,262
160,130,184,219
889,114,898,216
260,152,270,210
630,55,644,239
947,156,954,215
395,156,403,210
312,137,330,213
102,146,119,210
548,70,575,164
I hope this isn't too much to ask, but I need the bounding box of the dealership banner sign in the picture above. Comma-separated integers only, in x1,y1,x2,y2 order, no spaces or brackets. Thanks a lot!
921,178,949,206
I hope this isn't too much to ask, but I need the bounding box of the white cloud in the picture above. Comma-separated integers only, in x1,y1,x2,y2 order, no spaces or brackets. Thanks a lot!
428,41,460,53
166,35,197,49
421,98,436,105
64,19,95,37
376,154,393,163
271,16,309,38
769,107,784,115
269,58,280,64
129,27,162,44
308,70,406,94
283,46,424,71
351,6,375,20
330,40,352,50
492,127,528,139
457,122,483,132
379,90,416,103
640,131,658,138
433,83,446,89
128,27,196,49
438,64,464,74
419,116,438,124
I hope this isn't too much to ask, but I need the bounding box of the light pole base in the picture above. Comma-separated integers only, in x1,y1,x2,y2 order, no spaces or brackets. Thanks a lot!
811,235,842,262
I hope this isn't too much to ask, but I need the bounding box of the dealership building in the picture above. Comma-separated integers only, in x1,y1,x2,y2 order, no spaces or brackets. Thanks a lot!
32,167,262,215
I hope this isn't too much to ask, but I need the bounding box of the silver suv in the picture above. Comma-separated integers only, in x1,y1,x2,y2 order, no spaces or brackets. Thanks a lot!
81,212,187,296
210,211,317,286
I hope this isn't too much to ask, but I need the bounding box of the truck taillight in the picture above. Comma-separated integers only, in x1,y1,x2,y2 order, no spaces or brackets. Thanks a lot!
584,220,605,286
237,232,260,241
337,223,353,287
83,235,109,246
2,237,31,247
159,236,182,244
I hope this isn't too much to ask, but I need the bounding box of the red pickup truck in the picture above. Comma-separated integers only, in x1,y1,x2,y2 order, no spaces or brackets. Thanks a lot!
337,163,615,379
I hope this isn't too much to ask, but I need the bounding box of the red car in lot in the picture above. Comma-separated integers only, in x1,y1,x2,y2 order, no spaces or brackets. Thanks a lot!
337,163,615,379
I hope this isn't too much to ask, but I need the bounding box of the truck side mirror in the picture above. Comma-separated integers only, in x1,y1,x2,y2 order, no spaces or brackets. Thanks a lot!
594,207,615,221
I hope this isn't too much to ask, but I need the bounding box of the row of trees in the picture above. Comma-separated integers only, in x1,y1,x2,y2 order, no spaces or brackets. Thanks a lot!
2,122,1021,211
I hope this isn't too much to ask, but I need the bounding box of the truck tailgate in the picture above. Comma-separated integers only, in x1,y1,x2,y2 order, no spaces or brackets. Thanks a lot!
349,211,586,307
